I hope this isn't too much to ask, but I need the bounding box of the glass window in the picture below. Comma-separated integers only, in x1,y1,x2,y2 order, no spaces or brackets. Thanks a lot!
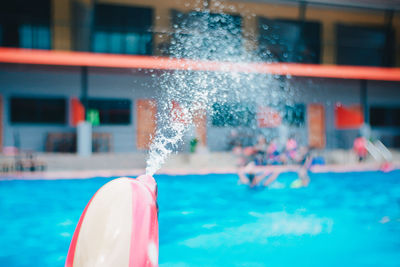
283,104,305,127
10,97,66,124
0,0,51,49
211,103,255,127
92,32,108,53
19,24,51,49
171,11,242,60
258,18,321,63
0,26,3,46
36,25,50,49
109,32,124,54
370,106,400,127
336,24,394,67
92,4,153,55
211,103,305,128
88,99,131,125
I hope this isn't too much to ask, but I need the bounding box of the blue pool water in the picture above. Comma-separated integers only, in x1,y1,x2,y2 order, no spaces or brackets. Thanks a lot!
1,171,400,266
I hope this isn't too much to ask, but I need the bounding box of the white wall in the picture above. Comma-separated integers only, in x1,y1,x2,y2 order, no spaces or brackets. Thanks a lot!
0,64,81,151
207,77,400,150
0,64,157,152
88,68,157,152
1,64,399,152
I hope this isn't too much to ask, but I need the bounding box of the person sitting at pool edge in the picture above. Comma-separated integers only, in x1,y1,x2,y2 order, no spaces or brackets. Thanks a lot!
285,135,298,164
266,137,281,165
253,135,268,166
237,135,270,187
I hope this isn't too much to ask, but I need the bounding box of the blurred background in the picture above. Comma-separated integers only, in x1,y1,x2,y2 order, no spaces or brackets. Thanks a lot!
0,0,400,172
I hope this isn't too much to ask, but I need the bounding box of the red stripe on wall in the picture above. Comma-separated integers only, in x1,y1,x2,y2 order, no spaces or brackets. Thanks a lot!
1,48,400,81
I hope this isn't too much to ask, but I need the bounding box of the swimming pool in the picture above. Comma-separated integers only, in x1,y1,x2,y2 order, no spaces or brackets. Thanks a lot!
1,171,400,266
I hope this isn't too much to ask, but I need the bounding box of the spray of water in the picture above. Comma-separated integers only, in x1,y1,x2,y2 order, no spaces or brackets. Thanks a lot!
145,3,295,176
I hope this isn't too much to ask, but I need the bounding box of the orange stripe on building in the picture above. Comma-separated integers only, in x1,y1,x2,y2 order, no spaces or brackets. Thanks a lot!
1,48,400,81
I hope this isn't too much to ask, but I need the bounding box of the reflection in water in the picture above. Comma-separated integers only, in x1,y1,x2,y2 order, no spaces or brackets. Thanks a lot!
181,212,333,248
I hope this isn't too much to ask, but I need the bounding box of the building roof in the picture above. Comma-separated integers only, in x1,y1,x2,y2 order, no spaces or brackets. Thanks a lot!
1,48,400,81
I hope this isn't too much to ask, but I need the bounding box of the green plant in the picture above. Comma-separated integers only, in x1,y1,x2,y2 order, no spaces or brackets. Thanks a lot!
190,138,198,153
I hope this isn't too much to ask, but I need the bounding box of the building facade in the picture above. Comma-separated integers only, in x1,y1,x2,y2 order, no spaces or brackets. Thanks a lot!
0,0,399,152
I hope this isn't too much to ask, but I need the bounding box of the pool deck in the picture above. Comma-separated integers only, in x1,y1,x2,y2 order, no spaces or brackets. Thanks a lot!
1,150,399,180
0,161,399,180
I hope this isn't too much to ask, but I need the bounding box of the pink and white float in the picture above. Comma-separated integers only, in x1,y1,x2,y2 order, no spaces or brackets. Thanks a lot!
65,175,158,267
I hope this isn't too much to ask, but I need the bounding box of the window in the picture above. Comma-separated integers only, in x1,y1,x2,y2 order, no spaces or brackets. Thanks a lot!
0,0,51,49
88,99,131,125
283,104,305,127
171,11,242,60
336,24,394,66
211,103,255,127
19,24,51,49
10,97,66,124
258,18,321,63
211,103,305,128
92,4,153,55
370,106,400,127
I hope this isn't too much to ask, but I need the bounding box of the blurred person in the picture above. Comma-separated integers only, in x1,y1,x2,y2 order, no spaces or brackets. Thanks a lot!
232,142,244,165
237,137,270,187
238,161,270,188
267,138,281,165
262,168,283,187
253,135,268,166
353,134,368,162
227,129,241,151
263,147,313,189
285,135,298,163
290,147,312,188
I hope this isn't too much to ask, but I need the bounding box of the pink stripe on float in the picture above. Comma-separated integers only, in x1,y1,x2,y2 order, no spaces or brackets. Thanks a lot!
128,177,159,267
65,192,97,267
129,180,148,267
129,180,136,267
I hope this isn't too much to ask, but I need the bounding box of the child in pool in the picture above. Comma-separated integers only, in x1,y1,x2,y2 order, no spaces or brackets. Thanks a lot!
262,148,312,188
238,161,271,187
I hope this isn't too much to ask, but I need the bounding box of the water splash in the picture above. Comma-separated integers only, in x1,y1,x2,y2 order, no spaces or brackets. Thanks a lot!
182,212,334,248
146,4,294,176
